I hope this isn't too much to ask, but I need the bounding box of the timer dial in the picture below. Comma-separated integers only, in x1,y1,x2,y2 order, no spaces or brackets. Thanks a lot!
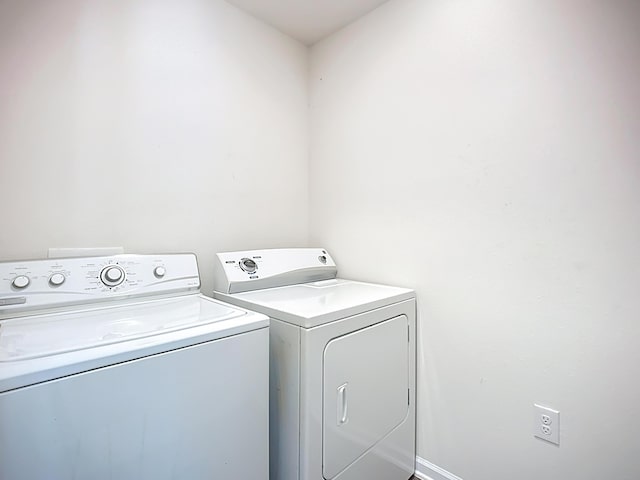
239,258,257,274
154,266,166,278
100,265,125,287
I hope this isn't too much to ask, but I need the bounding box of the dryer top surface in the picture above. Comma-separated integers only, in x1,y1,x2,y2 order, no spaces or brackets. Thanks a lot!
215,278,414,328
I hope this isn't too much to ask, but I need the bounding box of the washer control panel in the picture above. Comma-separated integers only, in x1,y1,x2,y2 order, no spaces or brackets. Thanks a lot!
0,253,200,318
214,248,337,294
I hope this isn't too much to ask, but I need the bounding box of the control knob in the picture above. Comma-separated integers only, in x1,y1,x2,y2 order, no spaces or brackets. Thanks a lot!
239,258,257,274
12,275,30,289
154,266,166,278
100,265,125,287
49,273,66,286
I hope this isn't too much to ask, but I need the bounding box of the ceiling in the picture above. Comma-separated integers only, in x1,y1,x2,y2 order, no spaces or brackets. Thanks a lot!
225,0,390,45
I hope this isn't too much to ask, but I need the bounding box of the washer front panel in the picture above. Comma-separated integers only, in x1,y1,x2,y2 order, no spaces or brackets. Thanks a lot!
0,329,269,480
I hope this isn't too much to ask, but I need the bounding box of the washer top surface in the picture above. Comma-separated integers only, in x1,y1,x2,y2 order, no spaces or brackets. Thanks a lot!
0,294,268,393
0,295,254,362
216,278,414,328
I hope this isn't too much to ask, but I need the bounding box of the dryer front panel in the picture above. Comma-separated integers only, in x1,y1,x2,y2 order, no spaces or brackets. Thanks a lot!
322,314,409,479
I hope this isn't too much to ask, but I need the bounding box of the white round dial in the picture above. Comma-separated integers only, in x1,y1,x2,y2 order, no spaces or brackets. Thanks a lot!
100,265,125,287
49,273,66,286
12,275,30,289
239,258,257,274
154,266,166,278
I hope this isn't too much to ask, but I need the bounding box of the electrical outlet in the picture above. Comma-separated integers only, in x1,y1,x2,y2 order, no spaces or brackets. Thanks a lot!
534,404,559,445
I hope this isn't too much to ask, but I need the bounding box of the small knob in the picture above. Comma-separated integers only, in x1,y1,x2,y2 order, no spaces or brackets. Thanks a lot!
154,266,166,278
12,275,30,289
100,265,125,287
239,258,257,274
49,273,66,286
105,268,122,282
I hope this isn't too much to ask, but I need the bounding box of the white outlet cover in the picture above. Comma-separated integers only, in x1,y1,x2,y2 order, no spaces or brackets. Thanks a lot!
534,404,560,445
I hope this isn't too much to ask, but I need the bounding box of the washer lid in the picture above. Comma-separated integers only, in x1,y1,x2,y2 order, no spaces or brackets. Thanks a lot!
0,295,269,393
215,279,414,328
0,295,255,362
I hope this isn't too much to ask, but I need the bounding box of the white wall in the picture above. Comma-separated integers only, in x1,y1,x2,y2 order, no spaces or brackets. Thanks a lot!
0,0,309,293
309,1,640,479
3,0,640,477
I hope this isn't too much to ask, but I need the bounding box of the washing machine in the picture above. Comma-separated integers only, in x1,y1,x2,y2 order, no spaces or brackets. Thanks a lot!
213,248,416,480
0,253,269,480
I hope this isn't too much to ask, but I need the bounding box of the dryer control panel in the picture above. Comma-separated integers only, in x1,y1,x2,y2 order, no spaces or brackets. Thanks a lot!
0,254,200,318
214,248,337,294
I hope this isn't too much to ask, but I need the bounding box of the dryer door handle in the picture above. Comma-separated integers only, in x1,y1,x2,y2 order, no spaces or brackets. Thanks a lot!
337,383,348,425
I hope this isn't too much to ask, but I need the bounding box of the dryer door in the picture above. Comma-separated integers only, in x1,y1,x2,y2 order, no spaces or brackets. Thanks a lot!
322,314,409,479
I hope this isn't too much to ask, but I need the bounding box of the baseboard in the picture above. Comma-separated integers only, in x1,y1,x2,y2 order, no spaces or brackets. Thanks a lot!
414,456,464,480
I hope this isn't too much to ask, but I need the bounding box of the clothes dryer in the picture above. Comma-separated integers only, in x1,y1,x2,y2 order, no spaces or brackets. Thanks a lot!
213,248,416,480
